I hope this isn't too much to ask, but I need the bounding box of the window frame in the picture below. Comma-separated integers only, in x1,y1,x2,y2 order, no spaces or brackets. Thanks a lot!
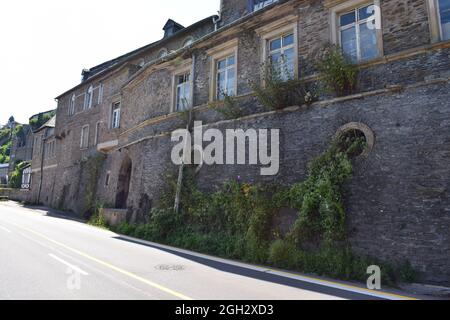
330,0,383,63
111,102,121,129
207,39,239,102
170,60,193,113
84,85,94,110
256,18,299,82
249,0,279,12
427,0,450,42
94,121,101,145
174,72,192,112
80,125,89,149
68,94,76,116
215,54,237,100
268,32,296,80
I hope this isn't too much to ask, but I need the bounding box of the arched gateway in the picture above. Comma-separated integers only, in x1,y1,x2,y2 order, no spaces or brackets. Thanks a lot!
115,155,132,209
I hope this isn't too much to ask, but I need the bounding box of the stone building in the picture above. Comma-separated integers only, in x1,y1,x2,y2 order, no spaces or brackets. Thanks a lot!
8,124,34,175
33,0,450,285
0,163,8,185
30,116,57,204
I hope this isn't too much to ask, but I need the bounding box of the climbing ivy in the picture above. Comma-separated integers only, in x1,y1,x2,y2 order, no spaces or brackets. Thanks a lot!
113,136,416,285
81,153,106,218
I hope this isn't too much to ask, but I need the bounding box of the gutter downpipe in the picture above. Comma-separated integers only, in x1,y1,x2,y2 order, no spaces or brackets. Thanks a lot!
37,132,45,204
213,0,223,31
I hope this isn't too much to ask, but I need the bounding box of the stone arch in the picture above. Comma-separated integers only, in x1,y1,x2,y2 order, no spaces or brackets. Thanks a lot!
115,155,132,209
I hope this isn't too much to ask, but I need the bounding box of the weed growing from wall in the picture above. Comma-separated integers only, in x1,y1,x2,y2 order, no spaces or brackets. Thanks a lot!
8,161,29,189
250,62,317,111
81,153,106,218
209,92,244,119
315,44,358,97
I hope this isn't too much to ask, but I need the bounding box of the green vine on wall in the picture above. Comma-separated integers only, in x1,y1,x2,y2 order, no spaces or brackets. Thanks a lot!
250,61,318,111
112,134,417,285
81,153,106,218
315,44,359,97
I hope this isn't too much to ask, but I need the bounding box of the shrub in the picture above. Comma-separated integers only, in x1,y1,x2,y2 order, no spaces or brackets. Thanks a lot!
8,161,29,189
250,62,317,111
88,204,108,228
315,44,358,97
110,134,416,286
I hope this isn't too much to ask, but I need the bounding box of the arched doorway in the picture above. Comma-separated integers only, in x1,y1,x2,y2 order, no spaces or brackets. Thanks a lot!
115,155,132,209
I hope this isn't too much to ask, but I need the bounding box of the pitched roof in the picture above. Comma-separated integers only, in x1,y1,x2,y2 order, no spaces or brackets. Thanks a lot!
55,15,216,100
34,115,56,133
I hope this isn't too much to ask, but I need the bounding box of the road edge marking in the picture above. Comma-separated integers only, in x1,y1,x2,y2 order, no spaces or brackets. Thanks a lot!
119,235,419,301
49,253,90,276
11,223,193,300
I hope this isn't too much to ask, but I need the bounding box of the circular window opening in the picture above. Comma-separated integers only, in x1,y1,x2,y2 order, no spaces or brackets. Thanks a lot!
337,129,367,158
335,122,375,158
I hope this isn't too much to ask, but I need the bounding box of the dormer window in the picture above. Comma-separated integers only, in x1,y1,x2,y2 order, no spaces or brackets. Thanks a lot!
251,0,278,12
158,49,168,59
182,37,194,47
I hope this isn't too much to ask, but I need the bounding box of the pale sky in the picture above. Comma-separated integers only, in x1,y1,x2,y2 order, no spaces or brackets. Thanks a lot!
0,0,219,124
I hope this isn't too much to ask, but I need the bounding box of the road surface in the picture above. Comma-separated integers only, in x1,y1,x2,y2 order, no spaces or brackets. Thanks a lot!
0,201,418,300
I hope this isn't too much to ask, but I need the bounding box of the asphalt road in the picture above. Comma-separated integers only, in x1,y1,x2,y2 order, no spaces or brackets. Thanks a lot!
0,201,418,300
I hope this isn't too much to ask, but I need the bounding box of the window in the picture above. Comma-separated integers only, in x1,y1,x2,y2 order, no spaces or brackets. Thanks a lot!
68,94,75,116
427,0,450,42
329,1,382,62
216,55,236,100
84,86,93,110
182,37,194,47
105,172,110,186
207,39,239,101
158,49,168,59
111,102,121,129
21,166,31,189
80,125,89,149
268,33,295,80
34,136,41,155
94,122,101,145
251,0,279,12
175,72,191,111
438,0,450,40
45,140,56,159
256,18,298,82
98,84,104,105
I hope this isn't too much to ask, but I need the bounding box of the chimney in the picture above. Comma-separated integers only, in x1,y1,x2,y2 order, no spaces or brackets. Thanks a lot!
163,19,185,38
81,69,91,82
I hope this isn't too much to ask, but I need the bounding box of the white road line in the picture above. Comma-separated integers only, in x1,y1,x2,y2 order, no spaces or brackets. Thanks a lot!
49,253,89,276
0,225,12,233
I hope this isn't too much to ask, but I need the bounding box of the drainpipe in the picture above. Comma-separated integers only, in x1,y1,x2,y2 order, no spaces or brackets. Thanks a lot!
213,0,223,31
37,131,46,204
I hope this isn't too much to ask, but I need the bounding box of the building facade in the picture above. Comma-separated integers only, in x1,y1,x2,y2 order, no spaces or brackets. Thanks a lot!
8,125,34,176
32,0,450,285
